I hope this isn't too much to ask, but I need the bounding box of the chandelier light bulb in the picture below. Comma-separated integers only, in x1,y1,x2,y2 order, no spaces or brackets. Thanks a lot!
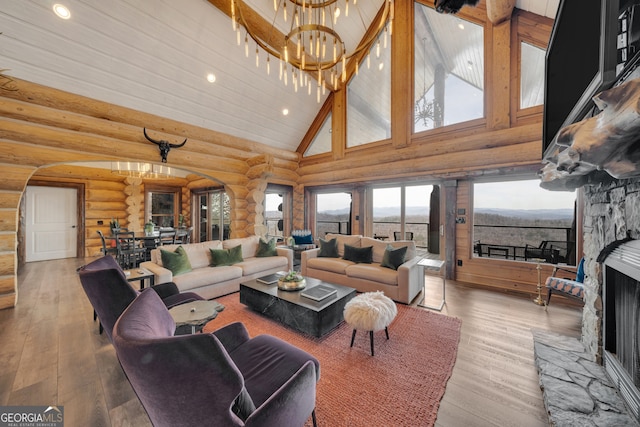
232,0,393,98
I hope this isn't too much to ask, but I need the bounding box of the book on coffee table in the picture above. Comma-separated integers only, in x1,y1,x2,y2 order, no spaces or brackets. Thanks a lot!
301,284,337,301
257,273,282,285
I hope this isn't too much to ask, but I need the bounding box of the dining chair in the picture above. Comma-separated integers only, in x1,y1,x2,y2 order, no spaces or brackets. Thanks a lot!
159,230,177,245
115,231,146,269
96,230,118,257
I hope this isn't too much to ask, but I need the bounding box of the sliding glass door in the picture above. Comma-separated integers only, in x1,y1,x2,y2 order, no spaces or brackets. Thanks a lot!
371,184,432,248
194,189,230,242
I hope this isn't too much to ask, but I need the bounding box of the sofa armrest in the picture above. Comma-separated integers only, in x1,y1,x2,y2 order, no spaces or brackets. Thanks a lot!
245,360,317,427
300,248,320,276
397,256,423,304
211,322,251,353
140,261,173,285
276,247,294,271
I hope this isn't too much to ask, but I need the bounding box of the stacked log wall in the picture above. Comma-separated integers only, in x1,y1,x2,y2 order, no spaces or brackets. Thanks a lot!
0,78,299,309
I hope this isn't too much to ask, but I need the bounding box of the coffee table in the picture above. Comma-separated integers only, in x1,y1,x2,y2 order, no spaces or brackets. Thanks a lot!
240,278,356,337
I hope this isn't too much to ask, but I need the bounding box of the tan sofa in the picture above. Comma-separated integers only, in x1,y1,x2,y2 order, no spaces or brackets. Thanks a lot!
301,234,423,304
141,236,292,300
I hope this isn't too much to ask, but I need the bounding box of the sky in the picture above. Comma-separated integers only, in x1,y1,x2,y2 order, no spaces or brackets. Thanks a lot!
474,180,575,210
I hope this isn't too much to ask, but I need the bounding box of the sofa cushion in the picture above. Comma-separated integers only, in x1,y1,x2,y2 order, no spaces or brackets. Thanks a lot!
236,256,288,276
255,238,277,257
343,244,373,264
307,257,354,274
160,246,192,276
210,245,244,266
381,245,408,270
152,241,222,269
325,234,362,257
224,236,260,259
346,264,399,286
172,266,243,291
318,238,339,258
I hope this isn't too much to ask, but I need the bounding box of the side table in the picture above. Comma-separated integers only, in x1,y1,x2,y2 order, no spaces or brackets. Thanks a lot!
169,300,225,334
288,244,316,270
124,268,155,290
417,258,446,311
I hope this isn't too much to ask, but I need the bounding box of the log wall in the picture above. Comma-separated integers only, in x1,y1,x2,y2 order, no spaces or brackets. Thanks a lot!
0,79,299,309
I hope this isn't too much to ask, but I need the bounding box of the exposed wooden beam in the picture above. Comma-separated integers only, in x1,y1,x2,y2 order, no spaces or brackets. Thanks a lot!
486,0,516,24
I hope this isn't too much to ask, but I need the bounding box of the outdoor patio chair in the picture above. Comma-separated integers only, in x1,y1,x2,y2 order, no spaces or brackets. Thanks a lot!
546,258,585,308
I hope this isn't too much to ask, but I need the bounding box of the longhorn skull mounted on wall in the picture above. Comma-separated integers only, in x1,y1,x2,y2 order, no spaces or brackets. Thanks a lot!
143,128,187,163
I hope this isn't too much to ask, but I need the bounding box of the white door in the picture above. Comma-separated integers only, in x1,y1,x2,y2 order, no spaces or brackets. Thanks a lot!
25,186,78,262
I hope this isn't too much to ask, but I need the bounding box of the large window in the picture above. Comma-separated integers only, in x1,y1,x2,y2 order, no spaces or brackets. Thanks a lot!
145,186,180,228
371,184,432,248
304,112,332,157
264,184,293,240
473,179,577,264
315,192,353,237
414,3,484,132
347,30,391,147
520,42,545,109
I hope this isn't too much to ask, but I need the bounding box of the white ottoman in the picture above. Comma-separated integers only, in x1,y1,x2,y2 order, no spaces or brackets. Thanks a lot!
343,291,398,356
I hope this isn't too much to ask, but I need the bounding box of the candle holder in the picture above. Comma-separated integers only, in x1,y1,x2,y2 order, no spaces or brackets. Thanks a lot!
532,258,546,306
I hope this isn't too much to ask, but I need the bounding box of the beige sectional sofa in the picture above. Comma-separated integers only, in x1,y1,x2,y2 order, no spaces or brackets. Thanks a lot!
301,233,423,304
141,236,292,300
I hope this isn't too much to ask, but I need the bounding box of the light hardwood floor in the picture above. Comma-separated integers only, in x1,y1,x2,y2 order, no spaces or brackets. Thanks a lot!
0,258,582,426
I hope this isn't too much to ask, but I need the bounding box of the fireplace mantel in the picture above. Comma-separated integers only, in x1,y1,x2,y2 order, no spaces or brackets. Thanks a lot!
540,77,640,191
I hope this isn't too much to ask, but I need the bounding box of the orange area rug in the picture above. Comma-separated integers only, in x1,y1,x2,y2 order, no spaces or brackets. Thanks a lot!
204,293,461,427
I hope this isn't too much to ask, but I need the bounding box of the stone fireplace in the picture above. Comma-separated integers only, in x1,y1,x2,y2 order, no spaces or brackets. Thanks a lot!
582,177,640,361
602,240,640,420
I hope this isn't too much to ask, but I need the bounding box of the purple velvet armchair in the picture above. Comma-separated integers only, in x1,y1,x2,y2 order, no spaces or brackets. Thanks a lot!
112,289,319,427
78,255,202,341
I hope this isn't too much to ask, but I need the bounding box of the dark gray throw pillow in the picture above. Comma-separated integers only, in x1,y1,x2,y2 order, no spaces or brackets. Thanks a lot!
318,238,339,257
381,244,408,270
343,244,373,263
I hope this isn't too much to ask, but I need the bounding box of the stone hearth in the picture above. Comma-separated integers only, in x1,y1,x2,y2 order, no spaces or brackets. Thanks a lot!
533,330,637,426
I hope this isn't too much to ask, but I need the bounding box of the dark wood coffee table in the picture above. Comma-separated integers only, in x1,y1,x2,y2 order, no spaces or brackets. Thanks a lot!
240,278,356,337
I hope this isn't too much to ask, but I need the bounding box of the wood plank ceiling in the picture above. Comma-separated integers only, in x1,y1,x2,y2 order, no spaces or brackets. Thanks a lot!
0,0,558,153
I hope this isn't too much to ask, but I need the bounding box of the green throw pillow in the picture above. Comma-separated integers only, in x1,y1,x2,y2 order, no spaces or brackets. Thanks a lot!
381,244,408,270
210,245,243,266
318,238,339,258
160,246,192,276
256,238,277,257
343,244,373,264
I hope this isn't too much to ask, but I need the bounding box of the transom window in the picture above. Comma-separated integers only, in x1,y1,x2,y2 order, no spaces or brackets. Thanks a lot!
414,3,484,132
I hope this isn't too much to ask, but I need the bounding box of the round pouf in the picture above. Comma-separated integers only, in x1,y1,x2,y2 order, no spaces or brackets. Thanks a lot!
343,291,397,356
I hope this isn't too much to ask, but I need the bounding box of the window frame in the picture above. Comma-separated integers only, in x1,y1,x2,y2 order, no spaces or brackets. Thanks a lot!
145,184,181,228
510,9,553,126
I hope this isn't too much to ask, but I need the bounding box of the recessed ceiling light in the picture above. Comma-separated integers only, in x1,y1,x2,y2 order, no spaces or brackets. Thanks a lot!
206,73,216,83
282,108,289,116
458,23,465,30
53,4,71,19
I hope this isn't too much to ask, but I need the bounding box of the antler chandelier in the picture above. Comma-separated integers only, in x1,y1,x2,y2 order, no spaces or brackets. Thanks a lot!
230,0,394,99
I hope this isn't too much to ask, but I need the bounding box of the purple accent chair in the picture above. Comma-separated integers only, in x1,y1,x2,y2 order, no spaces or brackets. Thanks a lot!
112,289,319,427
78,255,203,341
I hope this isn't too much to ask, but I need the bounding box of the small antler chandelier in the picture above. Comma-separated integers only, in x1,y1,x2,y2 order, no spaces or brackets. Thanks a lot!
231,0,393,99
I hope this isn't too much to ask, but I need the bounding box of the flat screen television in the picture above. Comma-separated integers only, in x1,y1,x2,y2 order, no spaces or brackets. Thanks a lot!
542,0,620,158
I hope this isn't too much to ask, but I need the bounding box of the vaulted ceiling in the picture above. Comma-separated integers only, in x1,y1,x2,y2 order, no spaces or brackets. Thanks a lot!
0,0,558,153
